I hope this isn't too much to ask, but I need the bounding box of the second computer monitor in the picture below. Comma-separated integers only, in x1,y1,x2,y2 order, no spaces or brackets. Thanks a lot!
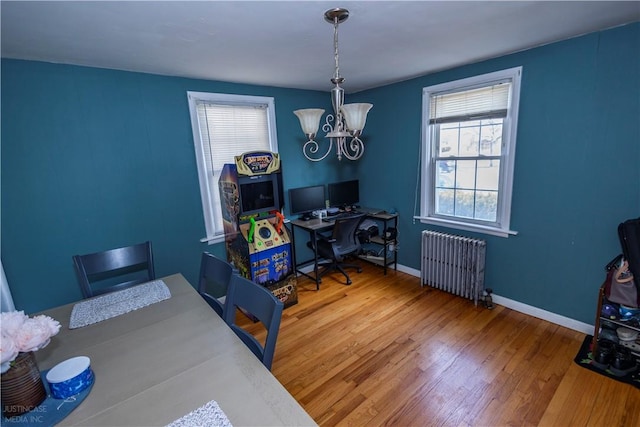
328,179,359,209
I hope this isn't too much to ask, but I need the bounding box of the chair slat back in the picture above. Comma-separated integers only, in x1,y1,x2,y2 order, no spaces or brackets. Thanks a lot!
73,241,155,298
223,274,284,370
198,252,234,317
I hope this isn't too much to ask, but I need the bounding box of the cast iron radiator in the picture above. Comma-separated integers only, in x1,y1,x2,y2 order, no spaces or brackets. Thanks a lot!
420,230,486,306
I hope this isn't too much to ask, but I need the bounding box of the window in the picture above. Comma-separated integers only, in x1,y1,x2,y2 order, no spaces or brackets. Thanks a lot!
187,92,278,243
418,67,521,237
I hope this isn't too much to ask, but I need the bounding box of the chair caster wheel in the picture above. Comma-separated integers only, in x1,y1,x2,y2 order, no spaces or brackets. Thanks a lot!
346,280,352,285
357,268,362,273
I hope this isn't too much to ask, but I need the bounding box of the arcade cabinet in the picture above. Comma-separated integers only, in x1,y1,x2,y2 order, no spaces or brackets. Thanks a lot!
218,151,298,307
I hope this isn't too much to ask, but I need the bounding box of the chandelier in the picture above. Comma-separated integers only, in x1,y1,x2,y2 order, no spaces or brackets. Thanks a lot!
294,8,373,161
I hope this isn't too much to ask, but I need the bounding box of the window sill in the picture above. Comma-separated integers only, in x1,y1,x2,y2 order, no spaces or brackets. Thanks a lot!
414,216,518,238
200,235,226,245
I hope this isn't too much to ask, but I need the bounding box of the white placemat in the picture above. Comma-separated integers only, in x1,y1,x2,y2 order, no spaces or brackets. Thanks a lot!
69,280,171,329
166,400,233,427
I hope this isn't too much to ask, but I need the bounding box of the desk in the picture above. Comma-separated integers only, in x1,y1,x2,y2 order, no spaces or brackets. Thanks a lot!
35,274,316,427
290,211,398,289
290,218,332,290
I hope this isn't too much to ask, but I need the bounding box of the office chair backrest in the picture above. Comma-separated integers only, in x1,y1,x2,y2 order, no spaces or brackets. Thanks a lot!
223,274,284,371
73,241,155,298
198,252,234,317
331,213,366,258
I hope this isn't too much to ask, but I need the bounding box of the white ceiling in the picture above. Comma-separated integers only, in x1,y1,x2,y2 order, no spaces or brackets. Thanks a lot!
2,1,639,93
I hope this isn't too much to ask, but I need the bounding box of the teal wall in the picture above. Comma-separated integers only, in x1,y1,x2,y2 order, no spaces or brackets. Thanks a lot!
0,61,338,312
2,23,638,325
358,22,640,324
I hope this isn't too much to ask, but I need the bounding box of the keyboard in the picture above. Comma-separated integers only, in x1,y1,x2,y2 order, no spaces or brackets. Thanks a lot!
358,207,386,215
322,211,361,222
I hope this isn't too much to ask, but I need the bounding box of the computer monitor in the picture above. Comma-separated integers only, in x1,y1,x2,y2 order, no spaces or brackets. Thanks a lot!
289,185,326,220
328,179,359,208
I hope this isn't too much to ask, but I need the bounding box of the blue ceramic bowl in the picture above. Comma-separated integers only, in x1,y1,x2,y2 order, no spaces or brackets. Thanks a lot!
46,356,94,399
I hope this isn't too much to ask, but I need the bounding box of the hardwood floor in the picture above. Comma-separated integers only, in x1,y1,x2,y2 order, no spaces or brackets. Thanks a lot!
237,263,640,426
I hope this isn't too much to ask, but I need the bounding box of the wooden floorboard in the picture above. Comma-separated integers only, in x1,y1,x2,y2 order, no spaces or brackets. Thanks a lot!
236,262,640,426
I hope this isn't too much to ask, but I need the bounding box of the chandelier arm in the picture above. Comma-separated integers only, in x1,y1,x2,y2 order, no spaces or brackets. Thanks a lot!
339,136,365,161
303,139,333,162
322,114,335,134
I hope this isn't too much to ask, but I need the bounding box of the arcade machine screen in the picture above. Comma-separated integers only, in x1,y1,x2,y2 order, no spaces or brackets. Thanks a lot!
238,174,281,217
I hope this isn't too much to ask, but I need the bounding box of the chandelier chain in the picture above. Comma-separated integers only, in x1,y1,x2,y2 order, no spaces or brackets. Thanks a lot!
333,17,340,81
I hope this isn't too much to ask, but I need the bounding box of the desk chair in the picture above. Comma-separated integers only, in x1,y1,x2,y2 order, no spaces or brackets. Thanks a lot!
223,275,284,371
198,252,234,317
311,213,366,285
73,241,155,298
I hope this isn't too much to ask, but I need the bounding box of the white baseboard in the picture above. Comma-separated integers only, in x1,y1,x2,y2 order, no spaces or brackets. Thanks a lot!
398,264,594,335
397,264,420,277
489,294,594,335
297,262,594,335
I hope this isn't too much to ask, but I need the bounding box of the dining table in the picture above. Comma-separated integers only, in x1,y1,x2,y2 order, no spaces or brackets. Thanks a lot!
34,273,317,426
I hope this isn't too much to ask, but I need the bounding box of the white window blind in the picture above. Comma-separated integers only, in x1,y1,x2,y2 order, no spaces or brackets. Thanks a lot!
196,103,270,174
429,81,511,124
188,92,278,243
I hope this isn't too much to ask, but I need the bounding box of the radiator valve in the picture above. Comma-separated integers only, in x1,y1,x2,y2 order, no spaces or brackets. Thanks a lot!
483,288,494,310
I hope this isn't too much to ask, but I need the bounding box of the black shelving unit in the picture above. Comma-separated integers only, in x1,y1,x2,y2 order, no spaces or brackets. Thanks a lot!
358,212,398,275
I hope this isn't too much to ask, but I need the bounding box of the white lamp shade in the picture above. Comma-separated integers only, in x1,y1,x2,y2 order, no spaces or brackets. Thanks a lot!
294,109,325,136
340,103,373,131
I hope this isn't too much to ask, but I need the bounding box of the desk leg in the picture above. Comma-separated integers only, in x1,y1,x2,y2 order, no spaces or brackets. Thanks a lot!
291,223,322,290
311,229,320,290
289,223,297,274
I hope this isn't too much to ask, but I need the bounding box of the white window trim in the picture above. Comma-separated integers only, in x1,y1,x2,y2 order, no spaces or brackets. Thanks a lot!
187,91,278,244
416,67,522,238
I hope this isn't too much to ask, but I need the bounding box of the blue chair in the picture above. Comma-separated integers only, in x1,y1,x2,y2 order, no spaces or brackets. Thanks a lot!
198,252,234,317
223,274,284,370
73,241,155,298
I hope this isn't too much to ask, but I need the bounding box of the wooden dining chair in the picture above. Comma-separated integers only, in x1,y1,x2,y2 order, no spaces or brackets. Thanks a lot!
72,241,155,298
223,274,284,371
197,252,234,317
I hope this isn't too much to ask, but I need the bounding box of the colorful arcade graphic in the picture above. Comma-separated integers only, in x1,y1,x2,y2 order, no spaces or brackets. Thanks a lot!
218,151,298,307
